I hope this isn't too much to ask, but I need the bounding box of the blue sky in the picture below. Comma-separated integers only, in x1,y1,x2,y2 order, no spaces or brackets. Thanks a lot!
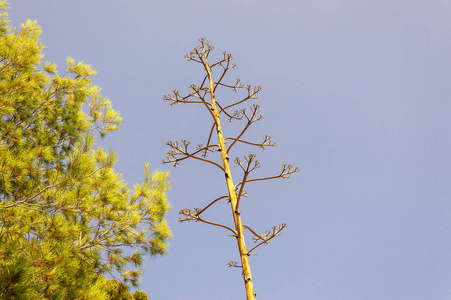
9,1,451,299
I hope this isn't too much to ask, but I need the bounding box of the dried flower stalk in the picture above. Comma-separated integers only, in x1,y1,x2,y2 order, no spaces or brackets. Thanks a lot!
163,38,299,300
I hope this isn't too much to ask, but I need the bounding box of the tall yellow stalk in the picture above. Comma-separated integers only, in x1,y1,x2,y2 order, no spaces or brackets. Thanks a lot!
163,38,298,300
203,49,255,300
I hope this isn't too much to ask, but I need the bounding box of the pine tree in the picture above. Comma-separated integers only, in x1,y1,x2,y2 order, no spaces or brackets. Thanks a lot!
163,39,299,300
0,1,170,298
103,278,149,300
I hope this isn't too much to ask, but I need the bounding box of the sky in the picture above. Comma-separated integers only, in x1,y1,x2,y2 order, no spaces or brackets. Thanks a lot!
8,1,451,299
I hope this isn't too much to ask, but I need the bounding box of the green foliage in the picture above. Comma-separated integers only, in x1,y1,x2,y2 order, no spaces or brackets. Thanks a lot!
131,290,150,300
103,278,149,300
0,2,170,298
0,256,35,299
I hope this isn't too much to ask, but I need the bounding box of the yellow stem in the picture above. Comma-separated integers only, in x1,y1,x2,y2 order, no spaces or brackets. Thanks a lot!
203,46,256,300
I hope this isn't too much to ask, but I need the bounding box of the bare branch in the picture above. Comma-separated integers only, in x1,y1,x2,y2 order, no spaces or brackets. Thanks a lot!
226,261,242,268
216,78,245,93
243,225,265,242
184,38,214,63
196,195,229,216
247,223,287,255
234,155,260,209
211,51,234,69
220,85,262,113
199,74,209,90
213,52,234,93
179,208,237,235
235,164,300,189
187,84,209,100
163,89,205,106
214,100,241,121
201,123,217,157
225,135,276,150
162,140,224,170
226,105,264,153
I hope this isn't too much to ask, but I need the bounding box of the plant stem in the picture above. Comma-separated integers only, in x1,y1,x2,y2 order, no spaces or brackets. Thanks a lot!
203,46,256,300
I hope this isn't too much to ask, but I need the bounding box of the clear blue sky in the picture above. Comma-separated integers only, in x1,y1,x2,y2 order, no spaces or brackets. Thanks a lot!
9,1,451,299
